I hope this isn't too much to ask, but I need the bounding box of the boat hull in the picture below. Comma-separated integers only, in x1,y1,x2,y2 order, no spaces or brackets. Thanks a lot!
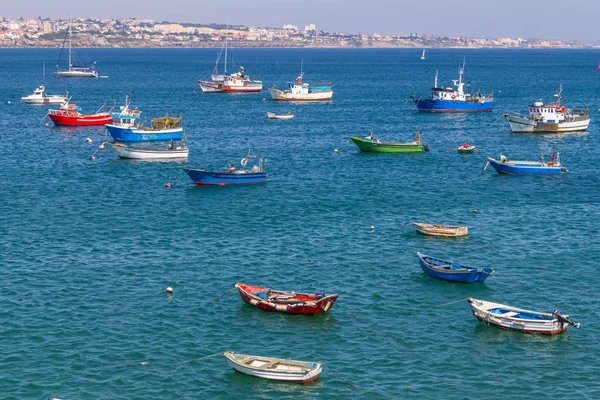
224,352,322,384
107,143,189,160
467,298,574,335
235,283,338,315
106,125,184,142
222,84,263,93
184,168,266,186
198,80,224,93
487,157,564,175
503,113,590,133
417,253,493,283
350,136,426,153
412,222,468,237
21,96,66,105
267,112,294,120
457,146,476,153
414,98,493,112
48,113,112,126
54,71,98,78
269,88,333,101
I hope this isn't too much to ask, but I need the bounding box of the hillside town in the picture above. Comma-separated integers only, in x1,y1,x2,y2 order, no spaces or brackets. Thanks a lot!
0,17,591,49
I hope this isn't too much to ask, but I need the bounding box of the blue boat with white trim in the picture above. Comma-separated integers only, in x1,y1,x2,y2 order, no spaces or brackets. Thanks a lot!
184,152,267,186
485,153,567,175
411,59,493,112
417,252,494,283
106,109,183,142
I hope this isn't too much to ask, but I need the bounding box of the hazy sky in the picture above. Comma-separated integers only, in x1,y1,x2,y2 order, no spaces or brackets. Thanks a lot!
3,0,598,42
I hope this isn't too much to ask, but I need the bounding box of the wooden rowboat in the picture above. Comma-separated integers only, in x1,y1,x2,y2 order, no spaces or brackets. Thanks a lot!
267,112,294,120
412,222,468,237
417,252,493,283
235,282,338,315
467,298,580,335
223,351,322,383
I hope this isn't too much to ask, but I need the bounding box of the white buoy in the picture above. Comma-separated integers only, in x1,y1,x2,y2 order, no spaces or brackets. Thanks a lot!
99,143,105,151
166,287,173,294
334,148,339,153
90,155,96,161
473,209,478,213
140,361,150,366
86,137,92,143
370,225,375,231
7,101,11,104
45,123,49,127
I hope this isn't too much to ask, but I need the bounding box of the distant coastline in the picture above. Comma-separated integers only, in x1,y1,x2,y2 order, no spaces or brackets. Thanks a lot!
1,17,596,49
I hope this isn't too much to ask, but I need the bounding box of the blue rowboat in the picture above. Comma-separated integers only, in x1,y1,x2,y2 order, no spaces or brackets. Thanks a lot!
106,114,183,142
417,252,494,283
184,152,267,186
485,153,567,175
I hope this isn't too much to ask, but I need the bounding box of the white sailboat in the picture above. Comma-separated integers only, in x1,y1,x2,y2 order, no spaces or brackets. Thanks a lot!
55,18,99,78
421,49,426,60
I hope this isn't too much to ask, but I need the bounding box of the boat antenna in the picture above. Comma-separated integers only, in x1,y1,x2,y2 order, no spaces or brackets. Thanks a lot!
434,70,438,88
300,58,304,79
42,62,45,86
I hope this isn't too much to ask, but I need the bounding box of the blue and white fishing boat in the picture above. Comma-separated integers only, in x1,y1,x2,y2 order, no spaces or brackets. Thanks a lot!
485,153,567,175
467,298,580,335
411,59,493,112
184,151,267,186
106,111,183,142
417,252,494,283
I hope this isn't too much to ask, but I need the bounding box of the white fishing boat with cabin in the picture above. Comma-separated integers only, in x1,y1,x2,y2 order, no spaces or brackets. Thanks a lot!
269,61,333,101
503,85,589,133
223,351,322,383
21,63,67,104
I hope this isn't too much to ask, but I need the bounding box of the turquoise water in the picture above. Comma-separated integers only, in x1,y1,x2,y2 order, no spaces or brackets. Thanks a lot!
1,48,599,399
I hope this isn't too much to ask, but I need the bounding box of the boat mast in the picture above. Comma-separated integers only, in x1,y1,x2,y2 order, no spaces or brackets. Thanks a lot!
434,70,438,88
68,17,72,69
224,23,229,74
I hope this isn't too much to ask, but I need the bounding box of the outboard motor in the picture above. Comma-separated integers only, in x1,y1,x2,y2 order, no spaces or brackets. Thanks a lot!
552,310,581,328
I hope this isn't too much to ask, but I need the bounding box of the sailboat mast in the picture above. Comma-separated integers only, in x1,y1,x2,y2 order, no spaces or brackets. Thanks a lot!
68,17,72,69
224,27,228,74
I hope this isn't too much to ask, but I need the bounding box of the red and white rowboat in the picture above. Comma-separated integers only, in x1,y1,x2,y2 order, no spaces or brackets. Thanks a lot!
235,282,339,315
48,99,113,126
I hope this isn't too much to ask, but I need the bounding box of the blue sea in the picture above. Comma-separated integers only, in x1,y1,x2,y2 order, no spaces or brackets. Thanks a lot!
1,48,599,399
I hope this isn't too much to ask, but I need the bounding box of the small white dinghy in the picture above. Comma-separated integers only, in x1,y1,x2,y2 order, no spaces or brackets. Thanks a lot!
223,351,322,384
106,141,189,160
266,112,294,120
467,298,580,335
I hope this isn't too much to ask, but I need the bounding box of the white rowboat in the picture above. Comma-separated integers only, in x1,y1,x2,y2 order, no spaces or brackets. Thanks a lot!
107,142,189,160
223,351,322,384
266,112,294,120
467,298,580,335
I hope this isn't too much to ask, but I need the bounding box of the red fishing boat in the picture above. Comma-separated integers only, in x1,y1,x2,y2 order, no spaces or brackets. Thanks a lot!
47,99,113,126
235,283,339,315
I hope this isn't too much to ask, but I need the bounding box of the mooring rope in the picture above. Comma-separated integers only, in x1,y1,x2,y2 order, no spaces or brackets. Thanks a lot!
211,286,237,303
322,363,383,399
400,297,469,315
480,113,506,134
175,352,223,366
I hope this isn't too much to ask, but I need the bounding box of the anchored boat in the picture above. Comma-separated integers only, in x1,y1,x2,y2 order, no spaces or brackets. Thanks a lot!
350,131,428,153
412,222,468,237
184,151,266,186
411,59,493,112
54,17,99,78
485,153,567,175
235,282,338,315
417,253,493,283
266,112,294,120
106,140,188,160
269,61,333,101
47,98,113,126
21,63,67,104
223,352,322,384
457,143,476,153
502,85,589,133
467,298,580,334
106,112,183,142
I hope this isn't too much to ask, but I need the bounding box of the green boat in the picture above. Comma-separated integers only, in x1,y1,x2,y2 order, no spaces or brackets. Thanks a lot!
457,143,476,154
350,131,428,153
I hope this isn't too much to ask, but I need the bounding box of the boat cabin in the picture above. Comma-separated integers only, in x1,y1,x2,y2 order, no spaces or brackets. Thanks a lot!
527,101,565,123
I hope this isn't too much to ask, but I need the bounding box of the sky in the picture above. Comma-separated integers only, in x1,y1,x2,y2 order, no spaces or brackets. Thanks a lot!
2,0,598,42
